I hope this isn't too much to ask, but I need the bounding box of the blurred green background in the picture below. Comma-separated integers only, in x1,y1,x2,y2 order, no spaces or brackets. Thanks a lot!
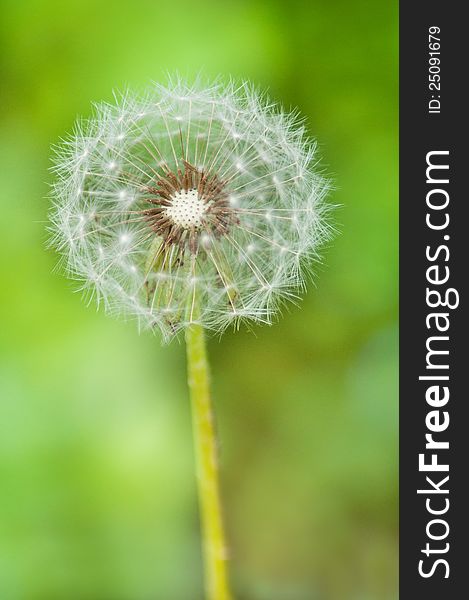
0,1,398,598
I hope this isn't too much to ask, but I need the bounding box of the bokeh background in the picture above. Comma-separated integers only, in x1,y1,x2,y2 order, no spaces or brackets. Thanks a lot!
0,1,398,598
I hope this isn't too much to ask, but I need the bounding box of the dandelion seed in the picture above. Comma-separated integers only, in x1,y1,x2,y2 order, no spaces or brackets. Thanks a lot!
49,77,332,341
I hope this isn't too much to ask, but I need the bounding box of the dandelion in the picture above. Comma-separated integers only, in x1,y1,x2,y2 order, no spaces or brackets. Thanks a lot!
49,77,332,600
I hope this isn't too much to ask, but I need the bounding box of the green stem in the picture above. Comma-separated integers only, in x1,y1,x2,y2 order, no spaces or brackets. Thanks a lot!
185,317,232,600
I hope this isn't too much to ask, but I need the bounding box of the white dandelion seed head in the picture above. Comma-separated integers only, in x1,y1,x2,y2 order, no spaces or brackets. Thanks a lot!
49,76,333,341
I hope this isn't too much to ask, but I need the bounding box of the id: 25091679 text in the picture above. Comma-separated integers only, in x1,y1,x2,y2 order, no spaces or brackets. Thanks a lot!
428,26,441,114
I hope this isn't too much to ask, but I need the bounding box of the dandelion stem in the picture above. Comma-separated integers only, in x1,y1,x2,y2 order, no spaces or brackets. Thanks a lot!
185,312,232,600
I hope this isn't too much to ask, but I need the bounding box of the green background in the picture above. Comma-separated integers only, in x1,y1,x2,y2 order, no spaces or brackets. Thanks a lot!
0,1,398,598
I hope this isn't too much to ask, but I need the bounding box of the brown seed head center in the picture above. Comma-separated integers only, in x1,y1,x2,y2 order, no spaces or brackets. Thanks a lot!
144,160,238,254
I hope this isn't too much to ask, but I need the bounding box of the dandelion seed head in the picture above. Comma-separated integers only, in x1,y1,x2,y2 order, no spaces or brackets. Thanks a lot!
49,76,333,341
